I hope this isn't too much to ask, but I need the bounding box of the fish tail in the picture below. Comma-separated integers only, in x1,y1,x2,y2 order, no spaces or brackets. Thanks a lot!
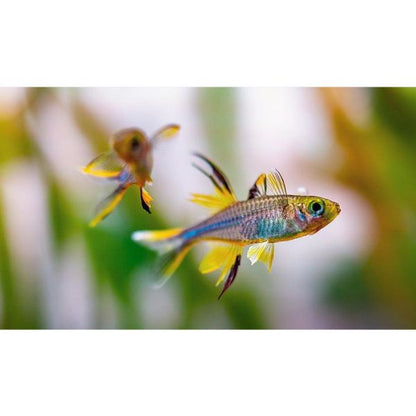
89,185,128,227
132,227,184,252
132,227,193,285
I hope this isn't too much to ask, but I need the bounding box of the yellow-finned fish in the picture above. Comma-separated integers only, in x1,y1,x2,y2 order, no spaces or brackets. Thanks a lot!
82,124,180,227
132,154,341,299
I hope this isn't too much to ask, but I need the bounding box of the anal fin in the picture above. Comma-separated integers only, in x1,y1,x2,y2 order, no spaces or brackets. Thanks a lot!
218,255,241,299
199,244,243,294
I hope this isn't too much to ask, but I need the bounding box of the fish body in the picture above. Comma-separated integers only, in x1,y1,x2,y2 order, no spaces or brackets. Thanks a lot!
82,124,180,226
180,194,339,245
133,154,341,298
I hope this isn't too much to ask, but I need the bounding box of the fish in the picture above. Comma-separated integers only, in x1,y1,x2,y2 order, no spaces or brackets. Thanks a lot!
81,124,180,227
132,154,341,299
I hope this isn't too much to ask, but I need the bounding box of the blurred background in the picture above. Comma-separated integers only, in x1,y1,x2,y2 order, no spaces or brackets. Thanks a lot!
0,87,415,329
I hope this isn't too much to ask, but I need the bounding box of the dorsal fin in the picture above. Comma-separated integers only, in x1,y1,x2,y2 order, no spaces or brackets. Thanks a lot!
190,154,237,213
268,169,287,198
247,169,287,202
248,173,267,199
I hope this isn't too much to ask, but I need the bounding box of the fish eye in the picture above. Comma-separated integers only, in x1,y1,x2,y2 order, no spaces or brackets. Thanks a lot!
131,136,141,150
308,199,325,216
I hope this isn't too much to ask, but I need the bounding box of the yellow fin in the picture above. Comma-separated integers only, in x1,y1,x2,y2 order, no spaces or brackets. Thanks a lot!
132,228,183,243
89,186,128,227
191,154,237,213
158,245,192,284
151,124,180,143
248,173,267,199
82,151,123,178
199,244,243,286
190,188,236,214
247,241,275,272
267,170,287,197
140,187,153,213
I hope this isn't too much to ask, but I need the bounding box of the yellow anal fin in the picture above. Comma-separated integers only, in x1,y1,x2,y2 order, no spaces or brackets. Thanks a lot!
199,244,243,286
81,151,123,179
247,241,275,272
190,188,236,214
89,185,128,227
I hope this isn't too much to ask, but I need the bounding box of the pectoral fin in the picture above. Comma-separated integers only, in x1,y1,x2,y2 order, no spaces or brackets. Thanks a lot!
247,241,275,272
151,124,181,144
81,151,123,179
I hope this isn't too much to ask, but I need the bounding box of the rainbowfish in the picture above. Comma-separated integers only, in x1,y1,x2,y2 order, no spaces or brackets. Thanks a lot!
82,124,180,227
132,154,341,298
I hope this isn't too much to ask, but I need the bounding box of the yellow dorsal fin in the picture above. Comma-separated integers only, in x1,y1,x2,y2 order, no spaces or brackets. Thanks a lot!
267,170,287,198
199,244,243,286
247,241,275,272
191,154,237,213
190,187,236,213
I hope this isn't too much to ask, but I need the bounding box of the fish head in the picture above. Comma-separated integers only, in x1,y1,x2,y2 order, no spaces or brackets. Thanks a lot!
111,128,152,167
295,196,341,235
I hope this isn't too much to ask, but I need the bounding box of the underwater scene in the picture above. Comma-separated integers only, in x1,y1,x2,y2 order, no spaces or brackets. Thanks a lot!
0,87,415,329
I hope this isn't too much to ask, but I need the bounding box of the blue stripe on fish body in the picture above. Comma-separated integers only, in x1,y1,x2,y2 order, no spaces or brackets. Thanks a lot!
182,217,241,240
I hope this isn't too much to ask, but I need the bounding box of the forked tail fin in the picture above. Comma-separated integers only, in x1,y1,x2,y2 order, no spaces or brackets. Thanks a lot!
132,227,192,286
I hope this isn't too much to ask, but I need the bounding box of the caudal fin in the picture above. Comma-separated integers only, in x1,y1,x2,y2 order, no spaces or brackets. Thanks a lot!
132,227,192,285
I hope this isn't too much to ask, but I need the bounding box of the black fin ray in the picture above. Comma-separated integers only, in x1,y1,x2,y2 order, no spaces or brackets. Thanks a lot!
218,255,241,300
192,153,234,196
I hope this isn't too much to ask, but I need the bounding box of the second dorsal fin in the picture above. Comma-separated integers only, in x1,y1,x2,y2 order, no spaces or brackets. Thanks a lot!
247,169,287,202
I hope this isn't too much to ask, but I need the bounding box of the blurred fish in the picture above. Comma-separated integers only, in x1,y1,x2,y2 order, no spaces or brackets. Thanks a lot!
82,124,180,227
132,154,341,298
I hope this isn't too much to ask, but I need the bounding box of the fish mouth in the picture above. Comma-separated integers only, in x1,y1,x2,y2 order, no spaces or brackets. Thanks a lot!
335,203,341,214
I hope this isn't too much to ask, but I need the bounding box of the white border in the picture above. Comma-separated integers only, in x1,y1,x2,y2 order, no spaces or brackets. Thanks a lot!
1,1,416,415
1,1,416,86
0,331,415,415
